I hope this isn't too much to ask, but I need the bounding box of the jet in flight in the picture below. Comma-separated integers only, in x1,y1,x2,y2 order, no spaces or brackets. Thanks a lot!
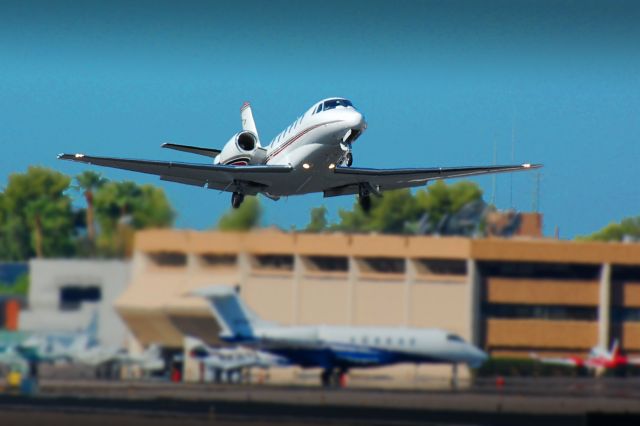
190,286,487,387
58,98,541,211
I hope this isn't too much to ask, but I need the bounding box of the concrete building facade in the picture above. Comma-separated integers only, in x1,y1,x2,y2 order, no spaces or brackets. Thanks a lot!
20,259,131,348
116,229,640,381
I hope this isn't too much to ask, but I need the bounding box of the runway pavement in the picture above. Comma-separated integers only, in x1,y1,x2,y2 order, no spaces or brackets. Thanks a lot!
1,377,640,425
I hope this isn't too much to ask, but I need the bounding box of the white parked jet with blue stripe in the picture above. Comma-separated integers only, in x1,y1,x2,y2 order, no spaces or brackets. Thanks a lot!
191,286,487,387
58,98,540,211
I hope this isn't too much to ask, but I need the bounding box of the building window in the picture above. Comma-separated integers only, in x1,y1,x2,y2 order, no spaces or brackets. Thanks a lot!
253,255,294,271
59,286,101,311
359,257,405,274
148,251,187,267
415,259,467,276
479,262,600,280
304,256,348,273
483,303,597,321
200,254,237,268
612,307,640,322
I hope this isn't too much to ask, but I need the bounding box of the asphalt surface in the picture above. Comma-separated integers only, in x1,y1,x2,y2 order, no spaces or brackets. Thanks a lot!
1,377,640,426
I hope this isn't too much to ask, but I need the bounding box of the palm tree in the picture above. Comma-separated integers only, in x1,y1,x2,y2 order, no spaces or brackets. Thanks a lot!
75,171,107,242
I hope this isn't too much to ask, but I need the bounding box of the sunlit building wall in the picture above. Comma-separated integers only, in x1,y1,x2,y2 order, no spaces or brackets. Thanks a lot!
117,229,640,381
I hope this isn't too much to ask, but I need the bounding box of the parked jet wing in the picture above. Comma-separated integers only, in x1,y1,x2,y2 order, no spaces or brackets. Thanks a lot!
57,153,292,194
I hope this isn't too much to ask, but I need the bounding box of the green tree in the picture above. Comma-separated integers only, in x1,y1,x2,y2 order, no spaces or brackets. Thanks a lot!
94,181,175,256
75,171,108,243
578,216,640,242
333,189,419,234
327,181,484,235
0,167,75,260
217,196,262,231
305,206,328,232
415,180,483,230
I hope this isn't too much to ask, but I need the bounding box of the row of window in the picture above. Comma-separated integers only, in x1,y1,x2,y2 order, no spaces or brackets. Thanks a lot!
484,304,640,323
349,335,417,347
147,252,467,275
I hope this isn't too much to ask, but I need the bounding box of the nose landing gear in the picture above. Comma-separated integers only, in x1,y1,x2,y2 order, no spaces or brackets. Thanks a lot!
231,192,245,209
339,142,353,167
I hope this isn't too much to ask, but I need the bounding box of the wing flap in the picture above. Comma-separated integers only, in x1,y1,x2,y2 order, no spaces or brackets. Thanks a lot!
330,164,542,190
161,143,221,158
58,153,292,192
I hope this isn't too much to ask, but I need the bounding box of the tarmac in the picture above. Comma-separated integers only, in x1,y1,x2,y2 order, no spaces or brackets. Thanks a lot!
1,377,640,425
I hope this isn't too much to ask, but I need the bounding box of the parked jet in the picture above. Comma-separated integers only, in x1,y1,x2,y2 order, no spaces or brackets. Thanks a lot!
58,98,541,211
531,340,640,370
0,345,27,371
185,336,287,383
16,311,99,363
190,286,487,386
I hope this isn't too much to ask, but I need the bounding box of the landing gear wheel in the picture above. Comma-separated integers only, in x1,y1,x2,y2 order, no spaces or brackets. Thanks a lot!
320,369,332,387
345,152,353,167
231,192,244,209
359,194,371,213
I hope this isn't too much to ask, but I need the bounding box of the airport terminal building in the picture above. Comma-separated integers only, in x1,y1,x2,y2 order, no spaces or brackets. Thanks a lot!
116,229,640,381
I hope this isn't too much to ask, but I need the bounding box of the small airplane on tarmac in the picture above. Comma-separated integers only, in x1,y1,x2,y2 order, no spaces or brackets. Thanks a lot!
185,336,287,383
190,286,487,387
58,98,541,211
530,340,640,370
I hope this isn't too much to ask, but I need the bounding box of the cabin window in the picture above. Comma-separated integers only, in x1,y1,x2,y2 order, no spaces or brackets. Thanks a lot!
398,337,404,346
409,338,416,347
386,337,392,345
374,337,380,345
362,336,368,345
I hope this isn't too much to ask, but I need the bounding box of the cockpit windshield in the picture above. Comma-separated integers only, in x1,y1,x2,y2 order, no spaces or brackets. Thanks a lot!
322,99,354,111
446,334,465,343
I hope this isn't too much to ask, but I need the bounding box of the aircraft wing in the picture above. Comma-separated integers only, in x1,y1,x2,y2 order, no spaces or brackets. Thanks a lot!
58,153,292,195
324,164,542,197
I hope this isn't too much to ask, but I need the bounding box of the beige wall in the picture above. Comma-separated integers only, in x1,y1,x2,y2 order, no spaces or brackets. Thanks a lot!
118,229,640,369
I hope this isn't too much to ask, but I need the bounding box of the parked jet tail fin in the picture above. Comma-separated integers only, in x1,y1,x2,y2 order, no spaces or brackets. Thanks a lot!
240,102,260,144
610,339,620,359
190,286,272,341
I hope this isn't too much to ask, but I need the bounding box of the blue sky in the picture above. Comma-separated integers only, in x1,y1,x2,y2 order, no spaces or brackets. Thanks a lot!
1,0,639,238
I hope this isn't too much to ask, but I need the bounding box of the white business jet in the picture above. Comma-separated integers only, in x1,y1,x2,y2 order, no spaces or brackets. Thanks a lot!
58,98,540,211
190,285,487,387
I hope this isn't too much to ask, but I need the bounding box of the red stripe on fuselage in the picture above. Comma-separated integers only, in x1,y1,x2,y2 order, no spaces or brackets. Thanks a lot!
266,120,342,162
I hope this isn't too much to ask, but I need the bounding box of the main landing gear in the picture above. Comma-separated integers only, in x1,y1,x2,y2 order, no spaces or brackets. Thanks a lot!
358,182,378,214
320,368,348,388
231,192,244,209
345,152,353,167
359,194,371,213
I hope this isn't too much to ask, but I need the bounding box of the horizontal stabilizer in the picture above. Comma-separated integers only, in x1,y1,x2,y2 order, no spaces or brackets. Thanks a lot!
161,143,221,158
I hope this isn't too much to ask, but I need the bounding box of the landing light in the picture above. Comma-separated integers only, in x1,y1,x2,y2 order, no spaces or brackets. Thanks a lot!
302,163,311,169
328,163,335,169
523,163,531,168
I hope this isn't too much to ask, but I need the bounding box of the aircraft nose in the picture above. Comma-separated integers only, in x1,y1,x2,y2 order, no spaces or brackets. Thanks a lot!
347,110,366,130
467,346,489,368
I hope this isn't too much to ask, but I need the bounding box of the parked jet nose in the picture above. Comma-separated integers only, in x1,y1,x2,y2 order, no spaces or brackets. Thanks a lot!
466,345,489,368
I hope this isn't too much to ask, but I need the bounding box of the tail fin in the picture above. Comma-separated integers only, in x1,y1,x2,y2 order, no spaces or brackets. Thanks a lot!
240,102,260,145
610,339,620,359
190,285,270,341
84,310,99,347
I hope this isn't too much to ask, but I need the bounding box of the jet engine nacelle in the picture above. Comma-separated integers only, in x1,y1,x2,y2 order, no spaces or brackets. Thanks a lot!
215,131,260,166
